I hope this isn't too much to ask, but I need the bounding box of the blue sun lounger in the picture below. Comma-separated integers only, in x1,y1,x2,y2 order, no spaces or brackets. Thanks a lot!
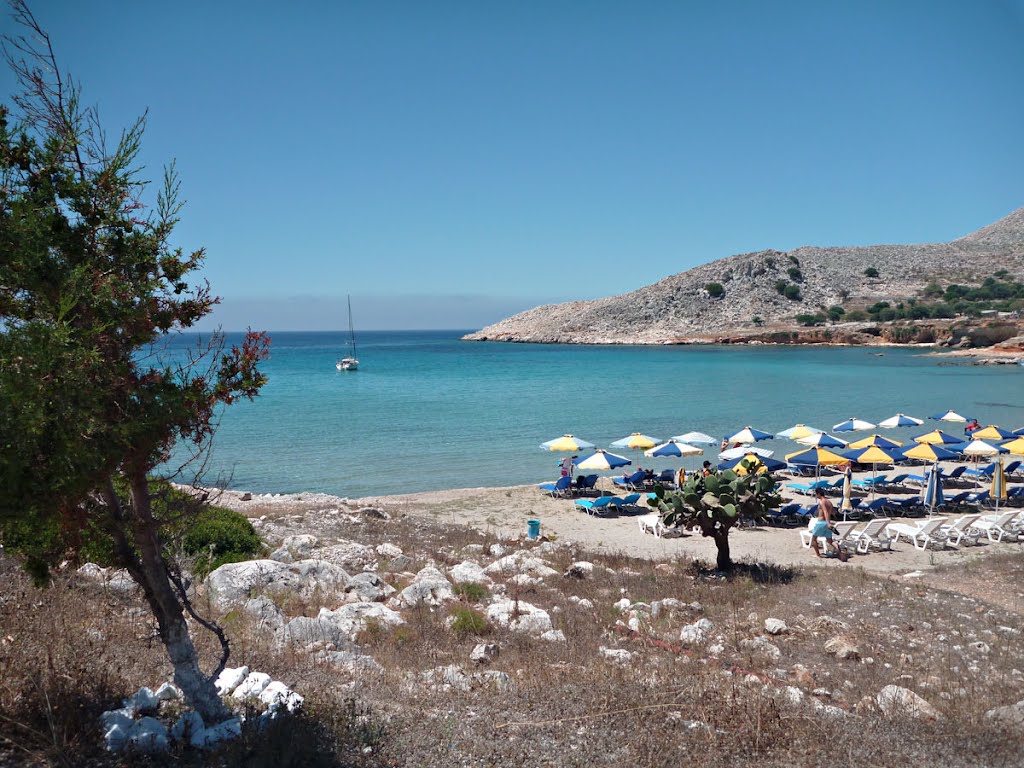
785,479,830,495
574,495,620,515
539,476,572,497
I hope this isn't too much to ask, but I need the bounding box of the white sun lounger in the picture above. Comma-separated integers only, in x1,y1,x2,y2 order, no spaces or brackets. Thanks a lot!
847,518,894,554
888,517,949,551
799,520,858,549
938,514,981,547
637,513,667,537
968,511,1021,543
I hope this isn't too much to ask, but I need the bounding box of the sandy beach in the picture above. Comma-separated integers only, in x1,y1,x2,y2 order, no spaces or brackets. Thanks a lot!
211,471,1021,576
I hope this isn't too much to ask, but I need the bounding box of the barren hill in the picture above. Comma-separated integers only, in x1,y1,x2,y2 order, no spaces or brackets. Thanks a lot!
464,207,1024,344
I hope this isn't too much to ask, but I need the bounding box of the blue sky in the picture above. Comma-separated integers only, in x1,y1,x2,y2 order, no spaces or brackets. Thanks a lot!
5,1,1024,330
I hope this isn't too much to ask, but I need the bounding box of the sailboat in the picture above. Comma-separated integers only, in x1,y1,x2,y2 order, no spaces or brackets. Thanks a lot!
336,295,359,371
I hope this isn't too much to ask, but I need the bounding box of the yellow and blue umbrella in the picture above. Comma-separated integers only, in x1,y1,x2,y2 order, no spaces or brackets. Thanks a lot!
776,424,823,440
785,447,848,466
796,432,848,448
1001,437,1024,455
930,409,970,422
901,443,959,462
992,458,1007,510
833,417,876,432
575,449,631,471
848,434,903,450
879,413,923,428
972,425,1014,440
719,454,786,474
644,440,703,458
913,429,962,445
611,433,660,450
727,426,774,444
961,439,1002,458
842,445,899,465
541,434,595,452
921,463,944,515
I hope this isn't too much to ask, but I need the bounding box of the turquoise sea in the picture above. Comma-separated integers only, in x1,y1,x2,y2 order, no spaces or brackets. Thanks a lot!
165,331,1024,497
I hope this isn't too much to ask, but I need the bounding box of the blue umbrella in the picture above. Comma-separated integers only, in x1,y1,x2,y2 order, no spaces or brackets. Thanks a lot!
921,463,944,515
644,440,704,458
879,413,924,428
833,417,876,432
574,449,632,471
726,426,774,444
900,443,960,462
796,432,848,449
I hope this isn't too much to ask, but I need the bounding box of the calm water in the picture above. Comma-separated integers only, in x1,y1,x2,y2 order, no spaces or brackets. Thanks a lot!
162,331,1024,497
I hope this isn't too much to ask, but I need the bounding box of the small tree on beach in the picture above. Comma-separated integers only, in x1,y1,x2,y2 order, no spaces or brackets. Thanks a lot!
647,460,782,571
0,2,268,722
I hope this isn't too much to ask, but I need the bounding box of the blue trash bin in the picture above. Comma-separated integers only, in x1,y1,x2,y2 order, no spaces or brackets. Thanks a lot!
527,519,541,539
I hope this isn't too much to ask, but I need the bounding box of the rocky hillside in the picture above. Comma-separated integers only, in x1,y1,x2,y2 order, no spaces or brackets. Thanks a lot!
464,206,1024,344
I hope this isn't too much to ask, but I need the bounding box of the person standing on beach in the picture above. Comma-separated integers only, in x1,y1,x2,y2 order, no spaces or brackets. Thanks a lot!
810,488,840,559
560,455,577,478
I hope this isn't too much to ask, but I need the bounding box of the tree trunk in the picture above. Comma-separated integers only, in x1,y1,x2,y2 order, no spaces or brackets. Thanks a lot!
125,468,230,723
712,529,732,572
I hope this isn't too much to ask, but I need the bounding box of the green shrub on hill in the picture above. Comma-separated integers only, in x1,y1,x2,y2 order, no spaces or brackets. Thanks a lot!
783,284,802,301
787,266,803,282
182,505,264,579
705,282,725,298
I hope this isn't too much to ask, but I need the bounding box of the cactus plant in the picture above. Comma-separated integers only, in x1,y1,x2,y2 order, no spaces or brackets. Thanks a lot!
647,459,782,571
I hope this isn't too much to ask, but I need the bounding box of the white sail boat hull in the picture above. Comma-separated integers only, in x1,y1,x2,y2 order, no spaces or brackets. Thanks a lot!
336,295,360,371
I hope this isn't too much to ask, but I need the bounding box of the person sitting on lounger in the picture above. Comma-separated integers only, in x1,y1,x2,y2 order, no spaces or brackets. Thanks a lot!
810,488,841,559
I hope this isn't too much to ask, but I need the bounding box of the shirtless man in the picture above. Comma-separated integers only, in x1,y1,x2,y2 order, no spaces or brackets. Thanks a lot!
810,488,841,558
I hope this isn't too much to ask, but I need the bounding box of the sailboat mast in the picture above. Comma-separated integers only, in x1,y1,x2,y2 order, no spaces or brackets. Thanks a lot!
347,295,357,358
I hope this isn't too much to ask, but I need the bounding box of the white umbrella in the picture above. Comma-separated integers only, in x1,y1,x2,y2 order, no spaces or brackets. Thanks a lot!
776,424,824,440
720,446,774,461
796,432,848,448
671,431,716,445
833,417,876,432
961,439,1000,458
878,413,924,428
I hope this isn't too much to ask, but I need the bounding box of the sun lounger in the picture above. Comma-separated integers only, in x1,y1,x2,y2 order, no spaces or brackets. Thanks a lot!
853,475,888,488
637,513,667,537
969,511,1021,543
902,474,927,487
785,479,830,495
766,503,802,526
799,520,858,549
882,474,910,487
964,463,996,480
848,518,894,553
889,517,949,550
965,490,990,506
612,493,642,508
574,495,618,515
858,497,892,517
938,514,981,547
573,474,599,496
944,466,967,484
539,476,572,498
1006,460,1024,479
613,470,647,491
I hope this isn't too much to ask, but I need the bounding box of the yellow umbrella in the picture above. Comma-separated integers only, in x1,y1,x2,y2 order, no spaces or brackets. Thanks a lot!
913,429,961,445
1001,437,1024,456
972,425,1014,440
848,434,903,450
540,434,595,452
611,433,659,450
776,424,823,440
784,447,848,465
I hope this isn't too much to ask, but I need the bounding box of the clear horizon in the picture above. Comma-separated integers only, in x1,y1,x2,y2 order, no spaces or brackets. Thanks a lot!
6,1,1023,331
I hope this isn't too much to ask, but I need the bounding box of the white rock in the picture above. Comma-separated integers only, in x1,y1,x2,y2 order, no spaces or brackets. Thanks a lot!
376,543,403,558
541,629,567,643
986,699,1024,726
344,572,396,603
613,598,632,612
485,599,553,636
320,650,385,677
450,561,492,584
317,601,405,641
199,717,242,748
206,560,350,612
127,686,160,714
741,636,782,660
281,534,319,558
471,643,499,664
104,723,131,752
241,595,286,629
154,682,182,702
570,597,594,610
259,681,304,713
77,563,108,581
484,552,558,578
397,566,456,607
316,540,375,570
214,666,250,696
970,641,991,654
876,685,942,720
100,708,134,734
764,618,788,635
680,618,714,645
232,672,271,699
599,646,633,664
171,711,205,746
127,716,169,753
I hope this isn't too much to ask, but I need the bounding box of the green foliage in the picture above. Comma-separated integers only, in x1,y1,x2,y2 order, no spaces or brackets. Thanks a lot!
788,254,800,266
705,282,725,298
450,607,490,637
827,305,846,321
764,256,776,269
786,266,803,282
453,582,489,602
795,313,825,326
648,460,782,570
783,284,802,301
845,309,869,322
751,316,764,327
774,279,788,295
864,267,879,278
181,505,264,579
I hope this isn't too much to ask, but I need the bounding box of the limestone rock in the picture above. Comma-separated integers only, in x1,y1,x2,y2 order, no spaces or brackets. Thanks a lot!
397,566,455,607
764,618,788,635
740,636,782,660
214,666,250,696
241,595,286,629
485,599,553,636
484,552,559,579
344,572,396,603
231,672,271,700
471,643,500,664
127,716,169,754
599,647,633,664
824,636,860,660
359,506,390,520
450,561,492,584
876,685,942,720
317,601,405,641
680,618,714,646
259,681,304,713
541,629,567,643
205,559,351,612
986,699,1024,727
375,543,403,559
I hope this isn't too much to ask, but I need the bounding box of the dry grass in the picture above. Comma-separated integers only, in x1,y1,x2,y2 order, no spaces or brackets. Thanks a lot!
3,510,1024,766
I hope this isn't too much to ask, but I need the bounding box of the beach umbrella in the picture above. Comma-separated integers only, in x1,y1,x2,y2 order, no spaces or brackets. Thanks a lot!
719,454,786,474
930,409,970,422
913,429,962,445
610,433,660,450
540,434,595,452
785,447,848,466
833,417,876,432
796,432,848,448
644,440,703,458
1001,437,1024,455
672,431,716,445
1013,427,1024,437
901,443,959,462
879,413,924,428
848,434,903,450
921,463,944,516
840,465,853,520
992,458,1007,511
972,425,1015,441
726,426,774,444
575,449,631,471
776,424,823,440
720,445,775,461
841,445,898,501
960,439,1002,458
